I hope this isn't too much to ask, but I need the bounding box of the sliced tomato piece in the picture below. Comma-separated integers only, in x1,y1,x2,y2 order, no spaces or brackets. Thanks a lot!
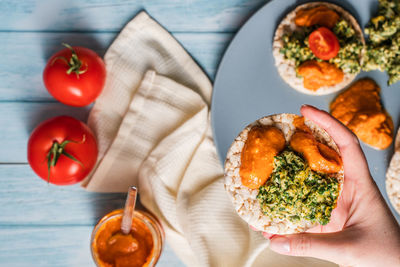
309,27,340,60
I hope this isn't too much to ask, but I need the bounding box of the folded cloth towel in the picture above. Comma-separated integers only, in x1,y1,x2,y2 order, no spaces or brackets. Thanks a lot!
82,11,335,267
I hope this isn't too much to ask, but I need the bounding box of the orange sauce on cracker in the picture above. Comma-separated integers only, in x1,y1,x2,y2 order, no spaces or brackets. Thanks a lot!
295,6,340,28
290,131,342,174
297,60,344,91
240,126,285,189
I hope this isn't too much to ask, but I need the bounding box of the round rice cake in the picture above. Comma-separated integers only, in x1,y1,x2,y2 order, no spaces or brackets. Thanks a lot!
273,2,365,95
224,113,344,234
386,129,400,215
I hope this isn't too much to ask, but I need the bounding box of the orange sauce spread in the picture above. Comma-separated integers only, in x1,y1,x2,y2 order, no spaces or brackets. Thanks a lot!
297,60,344,91
330,78,393,150
293,116,312,133
291,116,342,174
290,131,342,174
94,216,154,267
240,126,285,189
295,5,340,29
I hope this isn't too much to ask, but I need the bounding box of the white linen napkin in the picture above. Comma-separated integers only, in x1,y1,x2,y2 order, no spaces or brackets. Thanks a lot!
82,11,335,267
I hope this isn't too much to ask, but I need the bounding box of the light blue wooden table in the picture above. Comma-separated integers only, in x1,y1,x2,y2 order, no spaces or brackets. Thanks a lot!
0,0,267,266
2,0,400,266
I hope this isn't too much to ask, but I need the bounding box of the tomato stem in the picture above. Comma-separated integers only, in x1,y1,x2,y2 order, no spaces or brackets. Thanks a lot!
46,135,86,183
51,43,88,78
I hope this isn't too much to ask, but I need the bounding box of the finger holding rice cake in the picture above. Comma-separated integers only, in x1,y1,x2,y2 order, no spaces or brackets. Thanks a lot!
224,114,343,234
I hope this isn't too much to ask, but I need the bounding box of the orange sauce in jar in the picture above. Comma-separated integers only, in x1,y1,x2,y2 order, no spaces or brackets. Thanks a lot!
91,210,163,267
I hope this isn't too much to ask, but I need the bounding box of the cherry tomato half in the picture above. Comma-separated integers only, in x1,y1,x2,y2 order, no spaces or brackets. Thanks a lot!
43,44,106,107
27,116,98,185
309,27,340,60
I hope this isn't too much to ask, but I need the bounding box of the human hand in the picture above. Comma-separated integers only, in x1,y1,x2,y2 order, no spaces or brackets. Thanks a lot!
265,105,400,267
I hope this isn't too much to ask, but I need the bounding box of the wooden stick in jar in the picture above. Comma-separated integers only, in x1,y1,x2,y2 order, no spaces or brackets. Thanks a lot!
121,186,137,234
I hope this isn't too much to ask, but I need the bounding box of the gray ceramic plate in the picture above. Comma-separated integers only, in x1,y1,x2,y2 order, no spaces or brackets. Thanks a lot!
211,0,400,222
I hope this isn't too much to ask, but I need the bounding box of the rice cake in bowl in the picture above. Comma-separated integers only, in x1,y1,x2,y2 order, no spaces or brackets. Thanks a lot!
273,2,365,95
224,114,344,234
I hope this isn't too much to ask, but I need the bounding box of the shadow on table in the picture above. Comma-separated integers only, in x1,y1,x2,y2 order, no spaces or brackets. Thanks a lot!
34,0,108,60
25,103,91,134
40,33,107,63
24,0,109,132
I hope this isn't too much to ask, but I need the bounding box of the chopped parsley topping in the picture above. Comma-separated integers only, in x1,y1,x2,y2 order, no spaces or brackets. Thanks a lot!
257,149,339,226
364,0,400,85
279,19,363,74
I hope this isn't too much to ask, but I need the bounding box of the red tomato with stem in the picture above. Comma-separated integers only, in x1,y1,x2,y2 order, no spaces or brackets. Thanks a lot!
43,44,106,107
309,27,340,60
27,116,98,185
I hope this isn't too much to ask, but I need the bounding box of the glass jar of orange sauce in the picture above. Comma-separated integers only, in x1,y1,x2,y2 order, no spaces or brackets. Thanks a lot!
91,209,164,267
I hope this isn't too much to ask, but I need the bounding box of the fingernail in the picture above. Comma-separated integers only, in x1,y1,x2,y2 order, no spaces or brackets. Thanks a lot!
270,236,290,254
301,104,318,110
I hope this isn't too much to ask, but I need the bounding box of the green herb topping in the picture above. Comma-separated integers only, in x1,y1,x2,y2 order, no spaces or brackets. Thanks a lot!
279,19,363,74
364,0,400,85
257,149,339,226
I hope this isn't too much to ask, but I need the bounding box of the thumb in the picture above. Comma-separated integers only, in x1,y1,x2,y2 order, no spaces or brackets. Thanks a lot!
269,231,353,264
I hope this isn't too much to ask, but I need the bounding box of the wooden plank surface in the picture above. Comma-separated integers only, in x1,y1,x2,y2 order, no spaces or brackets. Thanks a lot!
0,165,185,266
2,0,399,266
0,0,266,32
0,226,184,267
0,165,126,225
0,32,231,101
